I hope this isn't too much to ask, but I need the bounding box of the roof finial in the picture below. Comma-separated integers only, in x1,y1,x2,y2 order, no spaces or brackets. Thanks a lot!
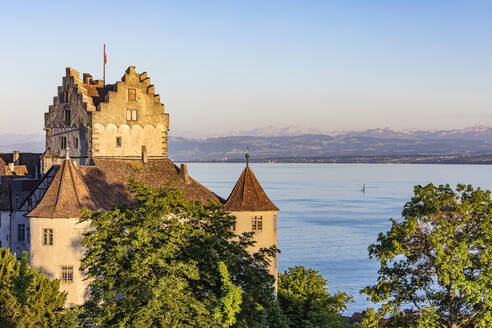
245,147,250,167
66,147,70,160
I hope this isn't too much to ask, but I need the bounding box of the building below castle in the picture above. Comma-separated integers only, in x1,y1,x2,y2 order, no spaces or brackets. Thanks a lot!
0,66,278,306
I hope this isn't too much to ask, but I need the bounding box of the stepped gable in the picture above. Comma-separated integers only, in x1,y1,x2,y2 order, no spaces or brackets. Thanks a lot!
27,160,98,218
46,66,164,116
224,166,278,211
77,159,224,210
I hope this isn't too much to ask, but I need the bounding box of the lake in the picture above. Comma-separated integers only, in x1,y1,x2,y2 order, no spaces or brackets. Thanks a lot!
185,163,492,314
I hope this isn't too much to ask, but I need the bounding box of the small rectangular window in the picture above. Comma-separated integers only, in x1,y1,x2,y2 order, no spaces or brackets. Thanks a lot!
64,110,71,124
43,229,53,246
116,137,122,147
128,88,136,101
126,109,138,121
61,137,67,149
74,137,79,149
252,216,263,231
17,224,25,242
274,215,278,231
61,266,73,283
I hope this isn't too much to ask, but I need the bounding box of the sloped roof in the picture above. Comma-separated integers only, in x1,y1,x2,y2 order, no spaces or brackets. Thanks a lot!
224,166,278,212
28,158,224,218
27,160,98,218
81,83,115,106
77,159,223,209
0,153,41,178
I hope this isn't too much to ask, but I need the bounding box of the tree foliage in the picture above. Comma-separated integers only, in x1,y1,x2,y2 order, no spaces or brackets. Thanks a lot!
79,179,285,328
0,249,74,328
278,265,354,328
362,184,492,328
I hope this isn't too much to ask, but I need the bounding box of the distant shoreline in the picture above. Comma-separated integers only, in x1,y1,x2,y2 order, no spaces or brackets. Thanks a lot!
184,155,492,165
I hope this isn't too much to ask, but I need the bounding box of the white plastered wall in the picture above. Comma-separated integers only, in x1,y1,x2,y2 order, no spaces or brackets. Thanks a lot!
29,217,91,306
229,210,279,282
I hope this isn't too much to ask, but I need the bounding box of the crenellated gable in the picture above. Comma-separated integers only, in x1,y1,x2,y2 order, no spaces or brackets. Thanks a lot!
43,66,170,164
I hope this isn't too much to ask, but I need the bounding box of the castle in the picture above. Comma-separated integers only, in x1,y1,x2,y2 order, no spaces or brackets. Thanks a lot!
0,67,278,306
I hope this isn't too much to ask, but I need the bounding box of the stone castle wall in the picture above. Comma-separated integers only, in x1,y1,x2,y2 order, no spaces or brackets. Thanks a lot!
43,66,169,166
92,66,169,159
44,68,94,161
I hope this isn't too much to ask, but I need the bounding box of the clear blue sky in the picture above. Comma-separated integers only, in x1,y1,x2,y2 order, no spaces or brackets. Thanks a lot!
0,1,491,136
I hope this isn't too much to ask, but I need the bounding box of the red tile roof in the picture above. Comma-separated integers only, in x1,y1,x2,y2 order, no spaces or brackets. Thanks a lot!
27,160,98,218
0,153,41,178
78,159,223,209
224,166,278,212
28,158,223,218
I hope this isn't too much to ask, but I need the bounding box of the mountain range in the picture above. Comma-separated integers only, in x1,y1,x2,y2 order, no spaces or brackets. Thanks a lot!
1,126,492,162
168,126,492,161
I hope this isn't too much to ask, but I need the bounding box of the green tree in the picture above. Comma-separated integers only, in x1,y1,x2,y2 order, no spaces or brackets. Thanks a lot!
79,179,286,328
361,184,492,328
213,261,243,327
0,249,75,328
278,265,354,328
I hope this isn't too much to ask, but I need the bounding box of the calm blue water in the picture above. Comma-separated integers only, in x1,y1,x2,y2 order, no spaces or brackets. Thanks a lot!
185,163,492,314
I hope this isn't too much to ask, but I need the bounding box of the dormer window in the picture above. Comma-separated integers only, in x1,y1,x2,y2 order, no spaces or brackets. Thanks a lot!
126,109,138,121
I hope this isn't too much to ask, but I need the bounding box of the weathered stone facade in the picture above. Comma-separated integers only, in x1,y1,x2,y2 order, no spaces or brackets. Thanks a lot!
43,66,169,171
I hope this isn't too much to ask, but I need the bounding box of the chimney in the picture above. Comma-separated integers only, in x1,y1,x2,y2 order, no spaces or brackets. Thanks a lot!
13,151,20,165
179,164,190,183
141,145,148,163
83,73,93,84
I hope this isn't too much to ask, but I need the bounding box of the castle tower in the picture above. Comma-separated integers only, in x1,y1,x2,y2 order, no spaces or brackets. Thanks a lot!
27,158,97,306
224,153,279,282
42,67,169,173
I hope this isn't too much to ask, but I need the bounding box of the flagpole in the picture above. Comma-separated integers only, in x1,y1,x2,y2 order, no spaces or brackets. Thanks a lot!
103,44,106,85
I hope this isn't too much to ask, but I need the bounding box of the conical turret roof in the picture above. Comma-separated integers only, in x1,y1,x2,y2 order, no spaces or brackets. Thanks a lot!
27,159,98,218
224,166,278,212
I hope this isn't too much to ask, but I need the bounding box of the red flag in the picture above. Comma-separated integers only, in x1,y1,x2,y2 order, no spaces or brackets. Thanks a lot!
104,47,107,64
